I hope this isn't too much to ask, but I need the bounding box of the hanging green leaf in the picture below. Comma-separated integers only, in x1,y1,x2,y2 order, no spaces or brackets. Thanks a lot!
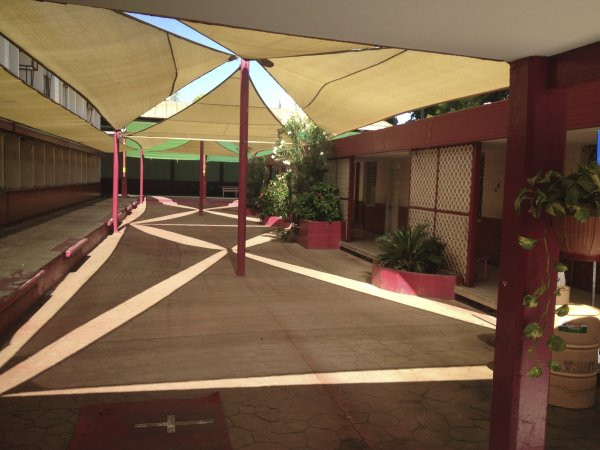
548,361,562,372
547,335,567,352
554,262,568,272
556,304,570,317
574,206,590,223
523,294,539,308
545,202,566,216
554,288,562,296
526,366,543,378
523,322,544,340
532,283,548,298
518,236,538,250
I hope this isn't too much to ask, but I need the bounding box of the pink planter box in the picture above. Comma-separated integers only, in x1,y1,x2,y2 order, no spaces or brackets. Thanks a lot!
263,216,291,228
297,220,342,249
372,264,458,300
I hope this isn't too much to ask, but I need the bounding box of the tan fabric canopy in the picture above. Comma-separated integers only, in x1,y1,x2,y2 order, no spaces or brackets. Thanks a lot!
0,67,113,153
130,139,271,158
0,0,229,129
266,48,509,134
179,23,509,134
185,22,373,59
132,70,282,144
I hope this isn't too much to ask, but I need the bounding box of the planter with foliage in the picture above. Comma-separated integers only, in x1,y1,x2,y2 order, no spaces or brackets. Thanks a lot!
293,182,343,249
371,224,457,299
265,114,343,249
511,163,600,378
515,163,600,258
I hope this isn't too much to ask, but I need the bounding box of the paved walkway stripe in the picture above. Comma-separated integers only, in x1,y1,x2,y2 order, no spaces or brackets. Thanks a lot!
246,252,497,330
206,209,262,223
0,250,227,396
0,203,147,370
4,365,493,397
133,224,226,250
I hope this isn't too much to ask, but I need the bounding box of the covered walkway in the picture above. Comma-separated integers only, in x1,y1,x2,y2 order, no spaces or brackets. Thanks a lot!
0,198,598,448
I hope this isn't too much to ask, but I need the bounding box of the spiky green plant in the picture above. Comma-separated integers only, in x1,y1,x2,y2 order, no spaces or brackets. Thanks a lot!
375,224,446,274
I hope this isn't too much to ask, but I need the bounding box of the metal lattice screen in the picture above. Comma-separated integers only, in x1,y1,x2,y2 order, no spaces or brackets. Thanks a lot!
409,144,476,281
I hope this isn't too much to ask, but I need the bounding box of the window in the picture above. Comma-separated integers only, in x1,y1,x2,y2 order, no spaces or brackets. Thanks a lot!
364,161,377,207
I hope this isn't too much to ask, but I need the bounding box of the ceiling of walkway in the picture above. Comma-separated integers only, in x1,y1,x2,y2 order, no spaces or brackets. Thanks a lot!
43,0,600,61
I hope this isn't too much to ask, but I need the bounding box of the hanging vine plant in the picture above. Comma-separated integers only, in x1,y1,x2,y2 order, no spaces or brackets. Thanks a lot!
512,163,600,377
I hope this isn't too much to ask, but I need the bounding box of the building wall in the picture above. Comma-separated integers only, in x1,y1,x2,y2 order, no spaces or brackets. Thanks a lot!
0,130,101,225
101,157,239,197
353,157,410,235
1,36,101,129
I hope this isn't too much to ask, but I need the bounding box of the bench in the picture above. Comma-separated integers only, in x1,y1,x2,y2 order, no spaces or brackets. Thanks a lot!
221,186,238,197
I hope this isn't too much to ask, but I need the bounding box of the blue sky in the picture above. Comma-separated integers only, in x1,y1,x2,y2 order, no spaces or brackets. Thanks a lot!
128,13,298,109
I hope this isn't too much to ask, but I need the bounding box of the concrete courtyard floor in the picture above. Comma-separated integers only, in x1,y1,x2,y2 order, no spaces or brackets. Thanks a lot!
0,196,598,449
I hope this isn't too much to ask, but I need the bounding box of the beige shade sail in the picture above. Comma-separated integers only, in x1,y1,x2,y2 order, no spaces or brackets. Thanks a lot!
184,22,373,59
131,70,282,144
265,48,509,134
130,139,272,157
0,66,113,153
0,0,229,129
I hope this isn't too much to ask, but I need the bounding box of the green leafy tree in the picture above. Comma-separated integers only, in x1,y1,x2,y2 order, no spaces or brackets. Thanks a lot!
273,113,331,196
410,90,509,120
256,172,291,220
247,156,269,210
290,182,342,222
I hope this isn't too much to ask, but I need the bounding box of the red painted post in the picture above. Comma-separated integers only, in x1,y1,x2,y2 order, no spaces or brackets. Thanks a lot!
236,59,250,276
139,148,144,204
121,146,128,197
112,131,120,233
346,156,355,241
199,141,205,215
489,57,566,450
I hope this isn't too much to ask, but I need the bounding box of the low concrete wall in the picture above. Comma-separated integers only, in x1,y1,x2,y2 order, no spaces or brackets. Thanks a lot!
0,183,100,226
372,264,458,300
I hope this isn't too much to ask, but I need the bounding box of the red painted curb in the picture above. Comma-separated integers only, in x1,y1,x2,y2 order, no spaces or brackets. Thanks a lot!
371,264,458,300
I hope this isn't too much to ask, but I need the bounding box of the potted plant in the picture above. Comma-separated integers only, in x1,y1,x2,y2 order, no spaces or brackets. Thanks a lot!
292,182,343,249
510,164,600,378
515,163,600,258
268,114,343,248
371,224,459,299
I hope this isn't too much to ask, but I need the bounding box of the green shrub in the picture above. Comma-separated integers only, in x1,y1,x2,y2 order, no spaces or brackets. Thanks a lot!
375,224,446,274
256,173,290,220
247,157,269,210
290,182,342,222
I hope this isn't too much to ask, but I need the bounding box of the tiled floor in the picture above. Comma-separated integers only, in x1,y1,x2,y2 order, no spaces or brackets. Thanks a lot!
0,197,598,449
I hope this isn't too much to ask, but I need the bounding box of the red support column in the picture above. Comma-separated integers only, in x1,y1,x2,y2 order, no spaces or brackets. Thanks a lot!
199,141,205,215
112,131,120,233
489,57,566,450
236,59,250,276
346,156,355,241
121,146,128,197
139,148,144,204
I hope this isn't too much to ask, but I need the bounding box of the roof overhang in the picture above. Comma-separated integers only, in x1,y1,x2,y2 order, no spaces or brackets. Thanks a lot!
40,0,600,60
